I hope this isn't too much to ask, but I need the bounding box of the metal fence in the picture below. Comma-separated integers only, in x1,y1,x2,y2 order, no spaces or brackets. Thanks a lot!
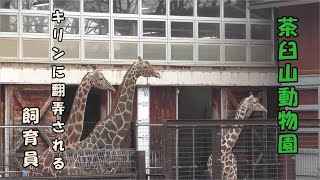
0,125,145,179
0,120,319,180
162,119,320,180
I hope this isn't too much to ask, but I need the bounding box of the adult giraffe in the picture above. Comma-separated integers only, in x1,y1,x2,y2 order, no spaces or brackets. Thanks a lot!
60,57,160,175
29,66,115,176
207,93,267,180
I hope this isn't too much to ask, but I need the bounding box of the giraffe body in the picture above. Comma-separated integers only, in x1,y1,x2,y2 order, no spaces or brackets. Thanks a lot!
29,67,115,177
64,57,160,175
207,93,267,180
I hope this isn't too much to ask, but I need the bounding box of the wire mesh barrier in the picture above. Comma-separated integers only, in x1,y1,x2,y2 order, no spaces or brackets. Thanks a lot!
162,119,320,180
0,120,319,180
0,125,144,179
134,123,165,179
55,148,137,178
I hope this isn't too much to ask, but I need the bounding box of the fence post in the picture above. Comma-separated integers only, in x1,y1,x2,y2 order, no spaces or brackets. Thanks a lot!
211,126,221,180
136,151,147,180
163,120,173,179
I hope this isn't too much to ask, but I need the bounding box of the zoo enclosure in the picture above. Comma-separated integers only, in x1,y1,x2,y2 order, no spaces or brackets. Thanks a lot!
162,119,320,180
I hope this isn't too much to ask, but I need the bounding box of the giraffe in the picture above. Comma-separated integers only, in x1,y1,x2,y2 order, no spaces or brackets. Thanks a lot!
29,66,115,177
61,56,160,175
207,92,267,180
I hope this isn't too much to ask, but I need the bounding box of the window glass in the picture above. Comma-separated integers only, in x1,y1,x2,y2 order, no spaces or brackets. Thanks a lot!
54,40,80,59
84,0,109,13
197,0,220,17
23,39,49,58
143,21,166,37
142,0,166,15
113,0,138,14
251,24,271,40
114,20,138,36
224,0,246,18
55,17,80,34
0,15,17,32
198,45,219,61
171,44,193,61
0,38,18,57
23,16,49,33
22,0,50,10
225,46,246,62
85,41,109,59
114,42,138,59
143,44,166,60
171,22,193,38
249,1,272,19
53,0,80,12
225,24,246,39
251,45,273,62
84,18,109,35
0,0,18,9
170,0,193,16
198,23,219,39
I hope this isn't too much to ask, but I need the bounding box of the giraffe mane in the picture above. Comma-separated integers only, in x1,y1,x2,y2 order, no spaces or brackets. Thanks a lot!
110,64,136,115
235,97,247,114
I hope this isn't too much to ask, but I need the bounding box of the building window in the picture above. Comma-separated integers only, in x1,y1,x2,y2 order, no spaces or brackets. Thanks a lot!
0,0,18,9
251,45,273,62
55,17,80,35
251,24,272,40
224,0,246,18
84,18,109,36
171,21,193,38
0,0,274,65
198,45,220,62
113,0,138,14
84,0,109,13
197,0,220,17
143,43,166,61
0,15,17,32
143,21,166,37
225,46,246,62
170,0,193,16
142,0,166,15
23,15,49,34
198,23,219,39
114,42,138,60
54,40,80,59
249,1,272,19
22,0,50,10
85,41,109,60
225,24,246,39
0,38,18,58
53,0,80,12
171,44,193,61
23,39,49,58
114,19,138,36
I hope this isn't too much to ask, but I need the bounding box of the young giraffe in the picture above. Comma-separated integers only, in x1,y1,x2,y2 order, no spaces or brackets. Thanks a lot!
29,66,115,177
207,93,267,180
60,57,160,175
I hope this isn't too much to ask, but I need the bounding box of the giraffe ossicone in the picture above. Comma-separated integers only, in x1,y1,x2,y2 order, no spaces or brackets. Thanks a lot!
29,66,115,177
207,92,267,180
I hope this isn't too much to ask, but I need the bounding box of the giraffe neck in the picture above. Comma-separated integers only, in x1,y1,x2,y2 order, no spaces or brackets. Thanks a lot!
59,75,91,149
29,75,92,176
76,65,138,149
221,102,247,154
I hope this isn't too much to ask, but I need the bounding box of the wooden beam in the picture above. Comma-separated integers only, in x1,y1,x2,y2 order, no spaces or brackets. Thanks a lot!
13,89,27,108
226,89,239,108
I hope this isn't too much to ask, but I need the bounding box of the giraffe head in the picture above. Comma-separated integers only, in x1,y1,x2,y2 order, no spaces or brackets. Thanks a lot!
87,65,116,92
135,56,160,78
243,92,267,118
